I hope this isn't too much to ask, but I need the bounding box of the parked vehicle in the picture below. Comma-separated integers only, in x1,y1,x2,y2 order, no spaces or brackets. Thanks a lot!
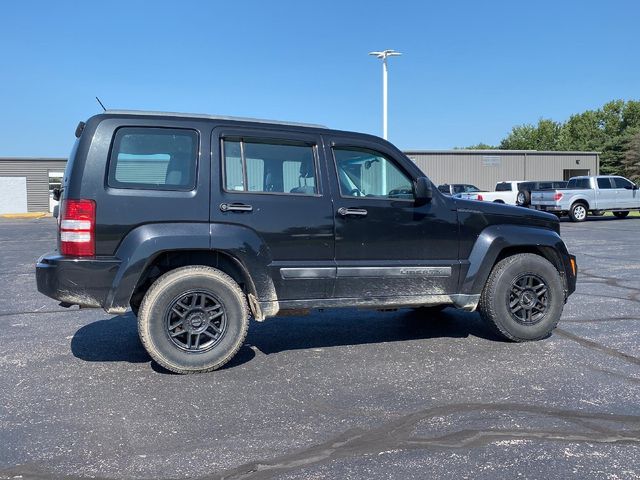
517,181,567,207
458,181,523,204
437,183,482,196
36,110,577,373
453,192,483,201
531,175,640,222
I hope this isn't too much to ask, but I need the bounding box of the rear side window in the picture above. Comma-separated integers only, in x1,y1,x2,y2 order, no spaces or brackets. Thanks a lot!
108,127,198,190
495,182,512,191
597,178,613,189
223,138,318,195
437,185,450,194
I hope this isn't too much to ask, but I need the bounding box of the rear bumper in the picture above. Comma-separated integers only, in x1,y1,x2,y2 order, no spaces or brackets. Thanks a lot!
533,204,563,212
36,253,121,310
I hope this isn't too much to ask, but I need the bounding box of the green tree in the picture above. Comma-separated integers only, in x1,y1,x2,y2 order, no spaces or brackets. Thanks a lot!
499,119,562,150
462,143,497,150
622,130,640,183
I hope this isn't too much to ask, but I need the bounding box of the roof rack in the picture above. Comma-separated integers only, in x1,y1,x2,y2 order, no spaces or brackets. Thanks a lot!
104,110,327,129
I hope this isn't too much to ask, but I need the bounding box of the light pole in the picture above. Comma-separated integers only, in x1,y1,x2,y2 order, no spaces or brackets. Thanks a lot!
369,49,402,140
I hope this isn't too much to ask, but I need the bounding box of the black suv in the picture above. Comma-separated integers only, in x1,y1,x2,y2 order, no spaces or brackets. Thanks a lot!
37,111,577,373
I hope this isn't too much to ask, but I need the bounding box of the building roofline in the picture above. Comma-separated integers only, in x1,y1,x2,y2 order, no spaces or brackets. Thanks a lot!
103,109,328,129
403,149,601,155
0,157,67,161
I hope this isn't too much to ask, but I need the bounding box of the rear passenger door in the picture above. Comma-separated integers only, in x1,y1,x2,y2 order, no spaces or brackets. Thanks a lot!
595,177,616,209
210,127,335,301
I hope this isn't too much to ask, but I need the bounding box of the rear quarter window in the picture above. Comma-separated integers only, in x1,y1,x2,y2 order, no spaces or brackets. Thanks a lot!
107,127,198,190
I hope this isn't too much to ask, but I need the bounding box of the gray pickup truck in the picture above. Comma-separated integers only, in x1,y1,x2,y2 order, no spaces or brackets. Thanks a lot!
531,175,640,222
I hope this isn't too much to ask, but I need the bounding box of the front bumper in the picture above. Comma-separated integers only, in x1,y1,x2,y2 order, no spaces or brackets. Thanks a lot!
36,253,121,309
564,253,578,298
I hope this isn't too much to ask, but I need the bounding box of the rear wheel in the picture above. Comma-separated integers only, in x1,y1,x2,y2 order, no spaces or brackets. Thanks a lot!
613,211,630,219
569,202,588,222
478,253,564,341
138,266,249,374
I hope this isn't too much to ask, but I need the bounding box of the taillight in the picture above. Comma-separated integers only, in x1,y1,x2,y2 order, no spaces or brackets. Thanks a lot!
554,193,564,201
477,194,484,201
60,199,96,256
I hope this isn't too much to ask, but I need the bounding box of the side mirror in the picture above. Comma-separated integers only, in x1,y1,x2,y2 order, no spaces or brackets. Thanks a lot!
414,176,433,205
633,184,639,190
52,188,61,201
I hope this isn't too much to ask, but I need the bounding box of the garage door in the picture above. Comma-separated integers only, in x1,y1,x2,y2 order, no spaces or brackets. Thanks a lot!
0,177,28,214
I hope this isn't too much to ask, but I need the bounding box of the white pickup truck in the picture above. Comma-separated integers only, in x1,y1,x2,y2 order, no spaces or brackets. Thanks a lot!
531,175,640,222
458,180,523,204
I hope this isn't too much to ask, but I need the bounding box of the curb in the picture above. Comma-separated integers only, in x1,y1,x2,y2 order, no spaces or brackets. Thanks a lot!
0,212,51,219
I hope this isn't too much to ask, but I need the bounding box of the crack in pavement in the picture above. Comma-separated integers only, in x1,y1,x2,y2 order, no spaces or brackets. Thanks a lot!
196,403,640,480
555,328,640,366
561,316,639,323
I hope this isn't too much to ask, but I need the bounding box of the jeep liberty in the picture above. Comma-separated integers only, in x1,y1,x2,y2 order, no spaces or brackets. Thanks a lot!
36,111,577,373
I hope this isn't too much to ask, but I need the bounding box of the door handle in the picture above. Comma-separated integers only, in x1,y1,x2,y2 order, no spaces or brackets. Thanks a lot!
337,207,368,217
220,203,253,212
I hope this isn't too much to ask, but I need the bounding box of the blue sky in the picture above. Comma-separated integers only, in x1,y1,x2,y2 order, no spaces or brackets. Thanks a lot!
1,0,638,157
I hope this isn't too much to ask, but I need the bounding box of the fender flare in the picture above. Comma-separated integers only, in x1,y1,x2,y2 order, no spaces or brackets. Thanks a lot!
104,223,275,313
460,224,569,295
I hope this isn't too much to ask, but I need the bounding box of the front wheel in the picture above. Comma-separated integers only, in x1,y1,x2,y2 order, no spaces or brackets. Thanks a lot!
569,203,588,222
138,266,249,374
613,211,630,219
478,253,564,342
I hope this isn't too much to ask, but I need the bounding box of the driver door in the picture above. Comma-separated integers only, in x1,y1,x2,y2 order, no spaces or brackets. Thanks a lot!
323,136,460,300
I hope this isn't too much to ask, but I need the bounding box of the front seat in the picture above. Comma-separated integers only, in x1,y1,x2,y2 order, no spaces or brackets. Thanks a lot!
290,160,316,194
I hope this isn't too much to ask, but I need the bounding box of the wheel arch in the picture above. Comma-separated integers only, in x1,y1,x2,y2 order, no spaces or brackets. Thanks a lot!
129,249,260,313
460,224,570,296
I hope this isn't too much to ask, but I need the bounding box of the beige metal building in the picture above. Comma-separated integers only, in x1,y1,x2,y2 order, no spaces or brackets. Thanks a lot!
404,150,600,191
0,150,599,213
0,158,66,213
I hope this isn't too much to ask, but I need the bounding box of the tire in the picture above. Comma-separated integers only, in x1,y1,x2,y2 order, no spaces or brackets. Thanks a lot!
494,200,505,204
138,266,249,374
478,253,564,342
569,202,588,222
516,190,530,207
613,211,630,219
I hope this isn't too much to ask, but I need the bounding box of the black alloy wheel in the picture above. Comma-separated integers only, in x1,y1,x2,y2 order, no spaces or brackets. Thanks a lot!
165,291,227,352
507,274,549,325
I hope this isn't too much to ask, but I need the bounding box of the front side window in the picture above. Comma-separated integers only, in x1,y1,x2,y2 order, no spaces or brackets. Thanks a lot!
464,185,480,192
223,138,317,195
108,127,198,190
333,148,413,200
613,177,634,189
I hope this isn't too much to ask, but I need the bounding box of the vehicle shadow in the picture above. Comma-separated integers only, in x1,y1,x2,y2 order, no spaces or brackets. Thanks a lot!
70,308,501,372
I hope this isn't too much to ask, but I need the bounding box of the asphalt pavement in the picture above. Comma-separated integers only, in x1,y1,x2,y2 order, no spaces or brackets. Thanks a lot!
0,216,638,479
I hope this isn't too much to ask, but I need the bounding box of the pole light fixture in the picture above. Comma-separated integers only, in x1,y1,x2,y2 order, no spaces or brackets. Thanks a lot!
369,49,402,140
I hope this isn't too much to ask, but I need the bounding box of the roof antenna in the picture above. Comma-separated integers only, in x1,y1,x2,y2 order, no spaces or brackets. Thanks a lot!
95,96,107,112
